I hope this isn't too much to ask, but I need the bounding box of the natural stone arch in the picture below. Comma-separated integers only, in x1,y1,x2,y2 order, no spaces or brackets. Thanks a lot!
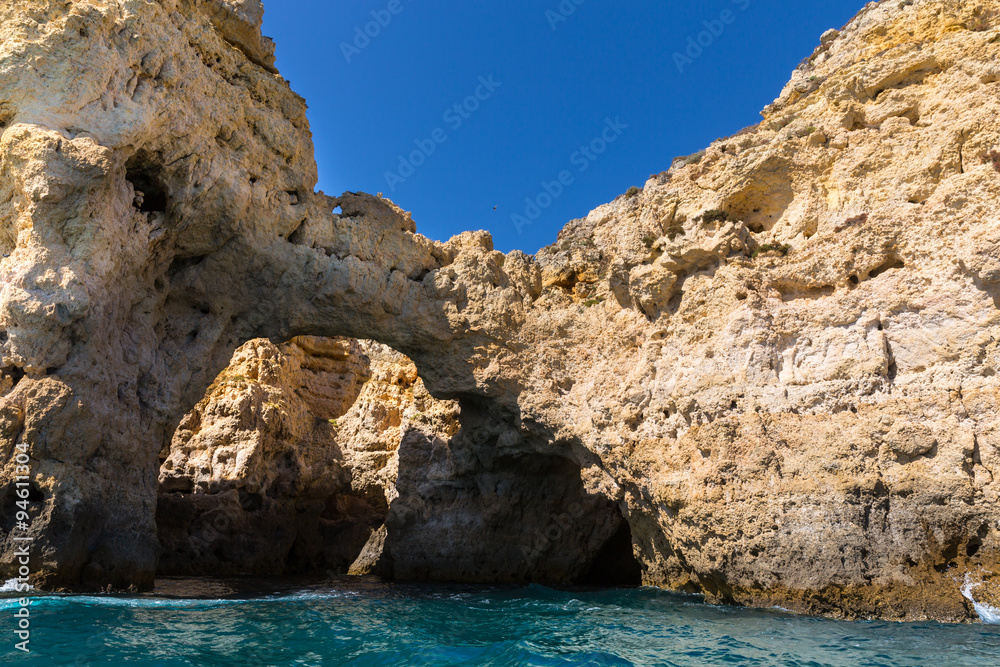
0,0,529,589
1,0,999,623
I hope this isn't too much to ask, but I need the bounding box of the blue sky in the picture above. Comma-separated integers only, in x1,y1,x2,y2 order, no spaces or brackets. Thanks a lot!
262,0,865,254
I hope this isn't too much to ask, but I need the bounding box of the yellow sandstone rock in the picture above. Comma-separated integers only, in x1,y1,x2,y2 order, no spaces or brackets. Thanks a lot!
0,0,997,621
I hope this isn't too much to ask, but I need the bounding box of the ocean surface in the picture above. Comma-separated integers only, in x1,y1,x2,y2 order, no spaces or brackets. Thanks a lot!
1,577,999,666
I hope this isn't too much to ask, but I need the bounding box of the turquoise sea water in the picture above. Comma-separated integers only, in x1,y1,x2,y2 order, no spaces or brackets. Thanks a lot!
2,578,999,666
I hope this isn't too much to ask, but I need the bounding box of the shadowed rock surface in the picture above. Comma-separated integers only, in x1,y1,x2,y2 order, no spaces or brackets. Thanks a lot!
1,0,999,621
156,338,637,586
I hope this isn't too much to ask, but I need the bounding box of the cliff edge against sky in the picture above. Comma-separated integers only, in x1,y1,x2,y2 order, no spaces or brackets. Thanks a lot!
0,0,999,622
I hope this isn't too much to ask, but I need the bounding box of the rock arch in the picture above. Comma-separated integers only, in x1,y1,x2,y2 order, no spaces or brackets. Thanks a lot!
1,0,999,622
0,0,528,590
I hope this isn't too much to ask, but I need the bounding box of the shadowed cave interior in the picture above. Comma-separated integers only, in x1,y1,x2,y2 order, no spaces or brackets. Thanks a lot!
125,152,170,215
154,338,643,588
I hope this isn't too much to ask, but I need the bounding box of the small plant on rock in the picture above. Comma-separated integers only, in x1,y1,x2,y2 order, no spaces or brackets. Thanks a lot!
684,150,706,165
666,221,686,241
968,12,994,32
751,243,792,259
625,186,642,198
769,115,797,132
698,209,730,225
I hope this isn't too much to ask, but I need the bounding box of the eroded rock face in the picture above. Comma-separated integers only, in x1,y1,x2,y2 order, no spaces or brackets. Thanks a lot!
156,338,637,586
156,337,392,576
1,0,999,621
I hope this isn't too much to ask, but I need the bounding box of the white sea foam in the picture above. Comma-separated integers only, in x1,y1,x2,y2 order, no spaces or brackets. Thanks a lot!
960,574,1000,625
0,589,354,612
0,578,30,593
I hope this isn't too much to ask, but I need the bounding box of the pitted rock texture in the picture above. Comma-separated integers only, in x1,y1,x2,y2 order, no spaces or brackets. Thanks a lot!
156,337,454,576
0,0,999,621
157,338,638,586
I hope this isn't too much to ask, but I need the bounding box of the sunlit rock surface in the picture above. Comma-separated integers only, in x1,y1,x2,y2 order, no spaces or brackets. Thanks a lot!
0,0,998,621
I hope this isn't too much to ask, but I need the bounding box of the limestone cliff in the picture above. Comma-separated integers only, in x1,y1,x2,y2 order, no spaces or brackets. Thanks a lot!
1,0,999,622
157,338,634,585
156,337,454,576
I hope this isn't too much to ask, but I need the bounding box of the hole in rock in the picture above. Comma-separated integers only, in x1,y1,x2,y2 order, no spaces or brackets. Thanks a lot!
967,537,982,558
867,257,905,281
576,515,643,587
155,337,397,578
238,490,264,512
286,219,308,245
125,156,169,214
167,254,208,279
1,365,24,392
725,155,794,233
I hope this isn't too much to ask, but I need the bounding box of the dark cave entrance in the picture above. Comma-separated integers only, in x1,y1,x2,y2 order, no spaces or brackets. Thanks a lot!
151,337,645,591
576,515,643,587
125,154,169,214
382,395,646,589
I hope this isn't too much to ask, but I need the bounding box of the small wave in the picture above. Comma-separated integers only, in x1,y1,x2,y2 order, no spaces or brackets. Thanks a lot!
275,590,358,602
96,596,303,609
0,589,359,611
961,574,1000,625
0,578,30,593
